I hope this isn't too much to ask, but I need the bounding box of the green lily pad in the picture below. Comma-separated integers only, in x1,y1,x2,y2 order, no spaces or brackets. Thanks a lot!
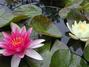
83,40,89,62
59,0,83,18
50,40,88,67
30,15,62,38
0,40,87,67
27,41,66,67
0,7,14,28
0,7,28,28
26,40,88,67
13,4,42,18
11,15,28,23
50,50,88,67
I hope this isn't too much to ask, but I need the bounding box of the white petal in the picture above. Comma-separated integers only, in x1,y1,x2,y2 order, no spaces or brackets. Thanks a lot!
69,33,79,40
79,21,82,24
74,21,77,25
11,55,21,67
66,23,72,32
30,44,44,48
30,39,45,48
83,21,86,24
26,49,43,60
0,49,4,54
80,38,88,42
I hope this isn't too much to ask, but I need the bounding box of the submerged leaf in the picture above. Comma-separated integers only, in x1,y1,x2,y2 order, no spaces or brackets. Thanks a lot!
30,15,62,38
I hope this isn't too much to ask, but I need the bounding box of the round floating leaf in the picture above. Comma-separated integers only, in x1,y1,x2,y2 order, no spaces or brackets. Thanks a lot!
59,7,71,18
27,40,68,67
25,42,51,67
0,7,28,28
59,0,83,18
0,32,3,39
50,50,88,67
50,41,88,67
84,40,89,61
30,15,62,38
11,15,28,23
0,7,14,28
27,40,88,67
13,4,42,17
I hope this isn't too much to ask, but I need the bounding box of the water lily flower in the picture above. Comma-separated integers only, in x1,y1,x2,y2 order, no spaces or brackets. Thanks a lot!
0,23,45,67
66,21,89,41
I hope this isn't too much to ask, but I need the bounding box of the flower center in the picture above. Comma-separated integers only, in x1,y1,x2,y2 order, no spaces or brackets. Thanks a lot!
12,37,23,46
79,24,86,31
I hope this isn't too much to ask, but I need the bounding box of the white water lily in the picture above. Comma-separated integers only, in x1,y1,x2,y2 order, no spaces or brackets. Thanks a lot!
66,21,89,41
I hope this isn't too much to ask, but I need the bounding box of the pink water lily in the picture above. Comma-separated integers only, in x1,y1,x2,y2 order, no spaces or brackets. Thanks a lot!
0,23,45,67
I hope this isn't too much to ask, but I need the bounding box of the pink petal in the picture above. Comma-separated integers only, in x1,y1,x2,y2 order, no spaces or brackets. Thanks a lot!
0,42,5,48
20,26,26,34
29,39,45,48
2,32,10,38
28,27,32,35
16,52,25,58
3,49,14,56
26,49,43,60
11,55,21,67
11,23,20,33
0,49,4,54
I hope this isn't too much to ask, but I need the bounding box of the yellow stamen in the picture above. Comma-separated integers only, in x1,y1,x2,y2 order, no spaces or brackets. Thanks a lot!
79,23,86,31
12,37,23,46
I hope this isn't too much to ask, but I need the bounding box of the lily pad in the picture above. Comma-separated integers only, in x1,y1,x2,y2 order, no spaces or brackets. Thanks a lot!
27,40,67,67
13,4,42,18
11,15,28,23
0,7,28,28
59,0,83,18
26,40,88,67
50,40,88,67
0,40,87,67
50,50,88,67
30,15,62,38
83,40,89,61
0,7,14,28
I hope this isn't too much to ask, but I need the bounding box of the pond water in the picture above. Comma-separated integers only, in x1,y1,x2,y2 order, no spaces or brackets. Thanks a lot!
41,6,88,65
0,0,88,65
